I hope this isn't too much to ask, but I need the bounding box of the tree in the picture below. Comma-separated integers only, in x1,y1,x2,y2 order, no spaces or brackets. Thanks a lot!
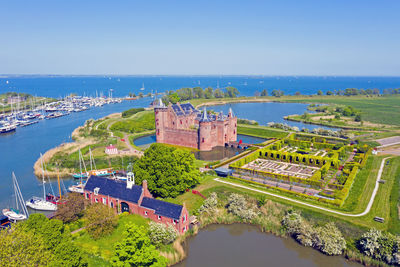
84,203,118,239
55,193,86,223
167,92,180,104
204,87,214,99
355,114,362,122
112,224,167,267
133,144,200,198
326,90,333,95
317,90,323,95
193,87,204,98
225,86,239,98
0,225,54,266
260,89,268,96
19,214,87,266
271,89,284,97
214,88,224,98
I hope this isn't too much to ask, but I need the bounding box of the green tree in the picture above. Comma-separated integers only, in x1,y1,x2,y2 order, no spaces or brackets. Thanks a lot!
84,203,118,239
271,89,284,97
260,89,268,96
317,90,323,95
133,144,200,198
20,214,87,266
326,90,333,95
111,224,167,267
355,114,362,122
224,86,239,98
0,225,54,266
204,87,214,99
168,92,180,104
214,88,224,98
193,87,204,98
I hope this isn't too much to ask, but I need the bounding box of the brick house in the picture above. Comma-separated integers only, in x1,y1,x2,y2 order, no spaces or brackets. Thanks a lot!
154,100,237,151
83,175,189,234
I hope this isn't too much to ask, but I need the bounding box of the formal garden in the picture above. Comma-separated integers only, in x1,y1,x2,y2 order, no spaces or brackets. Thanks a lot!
229,133,371,207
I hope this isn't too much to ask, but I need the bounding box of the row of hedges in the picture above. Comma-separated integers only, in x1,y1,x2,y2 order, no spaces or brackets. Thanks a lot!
230,176,342,206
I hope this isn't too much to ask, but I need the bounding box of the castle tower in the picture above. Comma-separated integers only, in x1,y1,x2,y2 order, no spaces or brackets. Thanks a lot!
154,99,167,143
228,107,237,142
198,107,212,151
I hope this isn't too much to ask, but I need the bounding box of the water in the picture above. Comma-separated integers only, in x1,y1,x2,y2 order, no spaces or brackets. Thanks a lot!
175,224,361,267
1,75,400,98
0,98,152,208
208,102,336,130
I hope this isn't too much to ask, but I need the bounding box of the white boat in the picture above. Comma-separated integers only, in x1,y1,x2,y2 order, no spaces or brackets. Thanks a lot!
26,197,57,211
2,172,29,221
25,154,57,211
68,183,85,194
2,208,27,221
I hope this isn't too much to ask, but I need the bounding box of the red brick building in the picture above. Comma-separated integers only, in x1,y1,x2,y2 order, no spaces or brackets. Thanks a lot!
83,175,190,234
154,100,237,151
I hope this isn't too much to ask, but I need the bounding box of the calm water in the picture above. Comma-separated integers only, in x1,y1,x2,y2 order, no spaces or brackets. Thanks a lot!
0,98,152,208
175,224,361,267
209,102,336,130
1,75,400,98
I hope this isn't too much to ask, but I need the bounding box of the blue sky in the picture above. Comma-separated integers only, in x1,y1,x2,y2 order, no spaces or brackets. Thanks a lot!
1,0,399,75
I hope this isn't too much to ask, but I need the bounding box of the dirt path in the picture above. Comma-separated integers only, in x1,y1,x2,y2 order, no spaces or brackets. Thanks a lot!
216,157,390,217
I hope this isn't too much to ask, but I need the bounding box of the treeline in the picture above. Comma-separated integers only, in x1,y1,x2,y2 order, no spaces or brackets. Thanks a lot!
256,88,400,97
162,86,239,104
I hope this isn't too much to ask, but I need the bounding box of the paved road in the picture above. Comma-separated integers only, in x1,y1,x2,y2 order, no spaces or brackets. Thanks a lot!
215,157,390,217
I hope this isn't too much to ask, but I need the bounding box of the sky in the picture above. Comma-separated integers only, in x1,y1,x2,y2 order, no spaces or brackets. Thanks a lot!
0,0,399,76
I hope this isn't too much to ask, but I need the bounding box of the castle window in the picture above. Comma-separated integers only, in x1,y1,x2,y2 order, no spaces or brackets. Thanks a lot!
158,215,162,220
110,202,114,208
202,138,205,143
157,122,159,126
145,211,148,216
234,130,236,134
157,129,160,135
102,197,106,204
180,120,182,124
95,198,98,203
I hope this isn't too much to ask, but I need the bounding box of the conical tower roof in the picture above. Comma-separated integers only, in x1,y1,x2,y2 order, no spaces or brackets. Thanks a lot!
200,107,209,122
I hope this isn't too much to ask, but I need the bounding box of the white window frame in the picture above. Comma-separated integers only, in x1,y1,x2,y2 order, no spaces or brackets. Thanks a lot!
158,215,161,220
102,197,106,204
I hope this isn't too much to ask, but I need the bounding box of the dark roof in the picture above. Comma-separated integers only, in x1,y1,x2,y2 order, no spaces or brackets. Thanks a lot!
141,197,183,220
172,103,198,116
84,176,143,204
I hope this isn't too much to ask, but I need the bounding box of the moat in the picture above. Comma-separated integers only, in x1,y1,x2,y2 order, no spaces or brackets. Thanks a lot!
175,224,361,267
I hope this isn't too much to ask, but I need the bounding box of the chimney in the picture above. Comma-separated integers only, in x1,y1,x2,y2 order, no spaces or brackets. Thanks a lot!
126,172,135,189
142,180,148,191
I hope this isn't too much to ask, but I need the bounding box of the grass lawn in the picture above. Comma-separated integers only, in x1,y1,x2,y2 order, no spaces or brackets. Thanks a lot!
73,213,150,265
237,124,290,139
277,95,400,126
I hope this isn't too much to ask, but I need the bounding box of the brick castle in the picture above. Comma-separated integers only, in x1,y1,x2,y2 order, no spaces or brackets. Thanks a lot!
154,100,237,151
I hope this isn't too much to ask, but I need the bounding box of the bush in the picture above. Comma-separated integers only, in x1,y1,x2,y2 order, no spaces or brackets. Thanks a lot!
198,192,218,214
227,193,258,221
84,204,118,239
148,222,178,246
121,108,145,118
314,222,346,255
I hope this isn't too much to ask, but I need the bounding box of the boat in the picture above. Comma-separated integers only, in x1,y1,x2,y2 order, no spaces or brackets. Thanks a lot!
46,173,67,205
0,215,11,229
2,172,29,221
140,83,145,91
68,183,85,194
25,154,57,211
72,148,116,178
0,124,16,134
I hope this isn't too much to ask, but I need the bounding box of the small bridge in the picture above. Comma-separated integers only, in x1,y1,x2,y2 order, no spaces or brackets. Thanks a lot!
226,141,252,150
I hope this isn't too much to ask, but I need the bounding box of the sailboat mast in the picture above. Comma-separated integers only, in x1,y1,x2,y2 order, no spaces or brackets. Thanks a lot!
57,171,62,200
40,154,46,200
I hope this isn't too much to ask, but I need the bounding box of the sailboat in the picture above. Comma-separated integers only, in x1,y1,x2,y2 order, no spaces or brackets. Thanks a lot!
2,172,29,221
46,172,67,205
72,148,116,179
140,83,145,91
25,154,57,211
69,149,88,193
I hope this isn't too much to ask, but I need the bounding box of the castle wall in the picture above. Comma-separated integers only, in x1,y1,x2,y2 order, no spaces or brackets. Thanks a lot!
163,128,198,149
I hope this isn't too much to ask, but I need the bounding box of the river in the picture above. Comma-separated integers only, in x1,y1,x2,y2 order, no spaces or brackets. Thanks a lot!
175,224,361,267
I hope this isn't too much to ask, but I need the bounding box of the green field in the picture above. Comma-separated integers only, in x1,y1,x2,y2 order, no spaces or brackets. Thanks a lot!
277,95,400,126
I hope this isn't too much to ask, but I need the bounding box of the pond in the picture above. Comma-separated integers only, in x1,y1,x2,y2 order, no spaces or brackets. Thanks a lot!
134,134,266,161
175,224,361,267
207,102,338,130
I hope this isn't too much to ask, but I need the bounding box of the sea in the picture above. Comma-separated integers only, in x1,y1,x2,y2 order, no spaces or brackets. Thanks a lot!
1,75,400,98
